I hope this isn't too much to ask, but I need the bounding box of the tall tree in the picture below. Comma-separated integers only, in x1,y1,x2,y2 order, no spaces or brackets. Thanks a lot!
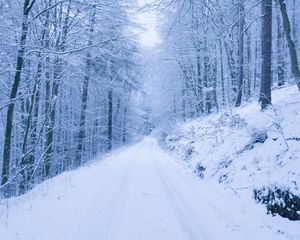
74,5,96,168
235,0,245,107
44,1,71,178
1,0,36,191
260,0,273,110
278,0,300,90
276,0,285,86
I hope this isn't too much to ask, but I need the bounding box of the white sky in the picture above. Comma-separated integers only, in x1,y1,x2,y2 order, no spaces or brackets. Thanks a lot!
135,0,161,48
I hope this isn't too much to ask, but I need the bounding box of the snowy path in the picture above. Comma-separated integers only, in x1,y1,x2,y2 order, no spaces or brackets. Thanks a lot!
0,137,296,240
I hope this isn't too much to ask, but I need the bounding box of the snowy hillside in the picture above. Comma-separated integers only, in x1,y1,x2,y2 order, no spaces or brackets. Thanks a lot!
164,85,300,226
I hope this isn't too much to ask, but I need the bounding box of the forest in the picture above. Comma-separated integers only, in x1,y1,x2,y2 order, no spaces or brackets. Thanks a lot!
146,0,300,125
0,0,141,197
0,0,300,239
0,0,299,204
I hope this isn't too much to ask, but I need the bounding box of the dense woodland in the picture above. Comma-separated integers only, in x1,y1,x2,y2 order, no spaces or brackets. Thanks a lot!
1,0,300,198
0,0,141,197
148,0,300,125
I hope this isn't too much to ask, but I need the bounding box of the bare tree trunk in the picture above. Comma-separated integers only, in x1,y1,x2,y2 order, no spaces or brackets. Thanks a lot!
224,41,236,93
122,106,127,143
74,5,96,168
212,57,219,113
278,0,300,90
27,3,52,176
253,36,259,90
235,0,245,107
19,61,42,194
260,0,273,110
107,90,113,151
19,1,52,191
292,0,297,44
275,0,285,86
1,0,36,191
196,47,204,114
44,1,71,178
182,86,186,121
43,61,51,176
219,40,226,106
246,31,251,99
92,118,99,155
29,65,41,165
203,37,212,114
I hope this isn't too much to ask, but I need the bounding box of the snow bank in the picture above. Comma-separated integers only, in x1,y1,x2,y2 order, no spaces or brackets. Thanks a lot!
164,85,300,233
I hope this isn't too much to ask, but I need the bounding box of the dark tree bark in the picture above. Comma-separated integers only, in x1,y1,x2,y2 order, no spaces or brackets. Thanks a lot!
122,106,127,144
212,57,219,113
19,2,52,192
182,86,186,121
275,0,285,86
44,1,71,178
253,36,259,90
1,0,36,190
19,61,42,194
107,90,113,151
235,0,245,107
224,41,236,93
260,0,273,110
44,57,61,178
74,5,96,168
278,0,300,90
27,2,52,172
92,118,99,156
245,31,251,99
219,40,226,106
292,0,297,44
196,47,204,113
217,0,236,95
203,37,211,114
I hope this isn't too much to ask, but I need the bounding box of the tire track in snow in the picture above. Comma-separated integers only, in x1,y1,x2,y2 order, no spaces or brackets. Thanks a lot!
157,151,255,239
155,160,212,240
103,149,138,240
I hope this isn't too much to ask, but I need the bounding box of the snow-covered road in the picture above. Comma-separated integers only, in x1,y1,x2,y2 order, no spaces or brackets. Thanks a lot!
0,137,297,240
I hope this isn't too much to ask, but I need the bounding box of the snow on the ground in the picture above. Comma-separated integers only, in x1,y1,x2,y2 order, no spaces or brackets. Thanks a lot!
1,136,299,240
164,85,300,239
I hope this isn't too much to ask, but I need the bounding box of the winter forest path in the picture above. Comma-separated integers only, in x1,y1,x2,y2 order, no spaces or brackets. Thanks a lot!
0,137,289,240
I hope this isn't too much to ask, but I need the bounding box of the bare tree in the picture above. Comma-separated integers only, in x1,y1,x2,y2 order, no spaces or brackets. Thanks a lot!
235,0,245,107
278,0,300,90
260,0,273,110
1,0,36,192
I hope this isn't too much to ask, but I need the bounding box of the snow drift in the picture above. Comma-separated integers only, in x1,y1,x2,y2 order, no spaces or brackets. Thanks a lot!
164,85,300,224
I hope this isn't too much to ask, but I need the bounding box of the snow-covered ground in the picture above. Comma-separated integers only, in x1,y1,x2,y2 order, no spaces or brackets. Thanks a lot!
0,135,299,239
163,85,300,238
